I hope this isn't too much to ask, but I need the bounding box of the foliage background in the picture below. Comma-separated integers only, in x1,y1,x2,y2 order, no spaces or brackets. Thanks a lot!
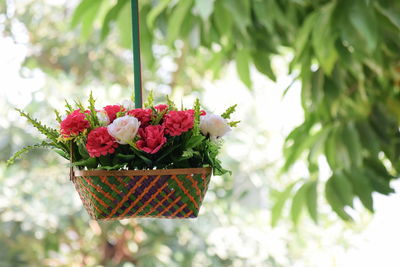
1,0,400,266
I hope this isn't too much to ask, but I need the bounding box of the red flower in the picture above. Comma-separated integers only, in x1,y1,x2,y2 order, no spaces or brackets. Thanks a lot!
60,109,90,138
86,127,119,157
103,105,124,122
127,108,153,127
187,109,207,116
154,104,168,112
136,125,167,154
163,110,194,136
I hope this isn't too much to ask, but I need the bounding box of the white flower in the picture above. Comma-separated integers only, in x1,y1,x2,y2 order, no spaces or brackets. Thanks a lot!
97,110,110,126
120,99,135,110
107,115,141,144
200,114,231,140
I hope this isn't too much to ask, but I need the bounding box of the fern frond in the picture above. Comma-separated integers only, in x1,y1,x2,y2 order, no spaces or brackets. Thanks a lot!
193,98,201,135
166,95,176,110
6,142,58,166
16,109,67,151
88,91,99,126
221,104,237,119
54,109,62,123
144,90,154,108
229,121,240,127
65,100,74,113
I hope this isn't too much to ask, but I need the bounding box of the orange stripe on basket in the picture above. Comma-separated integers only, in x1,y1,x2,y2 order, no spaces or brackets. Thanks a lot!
186,174,201,196
107,175,149,218
158,196,181,216
82,176,114,202
131,182,168,216
171,175,199,209
119,175,163,217
76,179,109,213
100,176,122,195
184,210,193,218
144,190,175,217
170,203,187,217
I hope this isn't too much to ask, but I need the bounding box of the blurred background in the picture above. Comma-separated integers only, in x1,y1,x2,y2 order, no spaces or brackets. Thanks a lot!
1,0,400,266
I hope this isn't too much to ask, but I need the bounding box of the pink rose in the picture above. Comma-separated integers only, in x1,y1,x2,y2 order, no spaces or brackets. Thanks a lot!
86,127,119,157
136,125,167,154
187,109,207,116
163,110,194,136
103,105,124,122
60,109,90,138
154,104,169,112
127,108,153,127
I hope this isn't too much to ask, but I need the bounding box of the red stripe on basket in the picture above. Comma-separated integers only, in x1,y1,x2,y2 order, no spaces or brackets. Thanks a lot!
158,196,181,216
144,190,174,216
107,175,149,218
119,174,163,217
100,175,122,195
82,176,114,202
76,179,108,214
186,174,201,196
171,175,199,209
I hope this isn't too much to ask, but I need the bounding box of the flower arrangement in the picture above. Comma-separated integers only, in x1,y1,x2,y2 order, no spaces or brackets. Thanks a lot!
7,92,238,175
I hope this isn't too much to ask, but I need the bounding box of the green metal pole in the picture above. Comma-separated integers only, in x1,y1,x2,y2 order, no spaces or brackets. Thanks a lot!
131,0,142,108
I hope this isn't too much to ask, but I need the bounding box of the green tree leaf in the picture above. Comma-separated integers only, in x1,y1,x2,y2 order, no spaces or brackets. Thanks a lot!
236,50,252,88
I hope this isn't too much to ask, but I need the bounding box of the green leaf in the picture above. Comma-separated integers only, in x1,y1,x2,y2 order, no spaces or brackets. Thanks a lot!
185,135,205,149
117,4,133,49
294,12,317,58
236,50,252,88
305,180,318,223
251,52,276,82
290,182,309,225
194,0,215,21
147,0,172,29
80,0,103,41
364,168,394,195
101,0,128,40
375,3,400,31
325,174,354,221
325,178,352,221
116,153,135,160
348,1,378,53
71,157,98,168
71,0,100,27
167,0,194,45
342,122,362,167
213,0,232,35
271,182,296,227
345,170,374,212
312,2,338,75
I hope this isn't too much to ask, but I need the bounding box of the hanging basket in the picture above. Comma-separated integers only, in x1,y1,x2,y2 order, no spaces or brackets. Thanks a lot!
71,167,212,220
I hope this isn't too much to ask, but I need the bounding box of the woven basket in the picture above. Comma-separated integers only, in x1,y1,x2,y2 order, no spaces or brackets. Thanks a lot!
71,168,212,220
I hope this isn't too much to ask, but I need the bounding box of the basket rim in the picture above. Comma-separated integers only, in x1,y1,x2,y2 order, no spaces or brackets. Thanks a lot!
73,167,212,177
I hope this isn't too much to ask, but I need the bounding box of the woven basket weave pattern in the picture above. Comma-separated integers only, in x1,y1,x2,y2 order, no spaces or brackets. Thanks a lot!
72,168,212,220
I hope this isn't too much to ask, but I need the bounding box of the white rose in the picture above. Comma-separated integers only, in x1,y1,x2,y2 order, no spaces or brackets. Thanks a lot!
97,110,110,126
120,99,135,110
200,114,231,140
107,115,141,144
